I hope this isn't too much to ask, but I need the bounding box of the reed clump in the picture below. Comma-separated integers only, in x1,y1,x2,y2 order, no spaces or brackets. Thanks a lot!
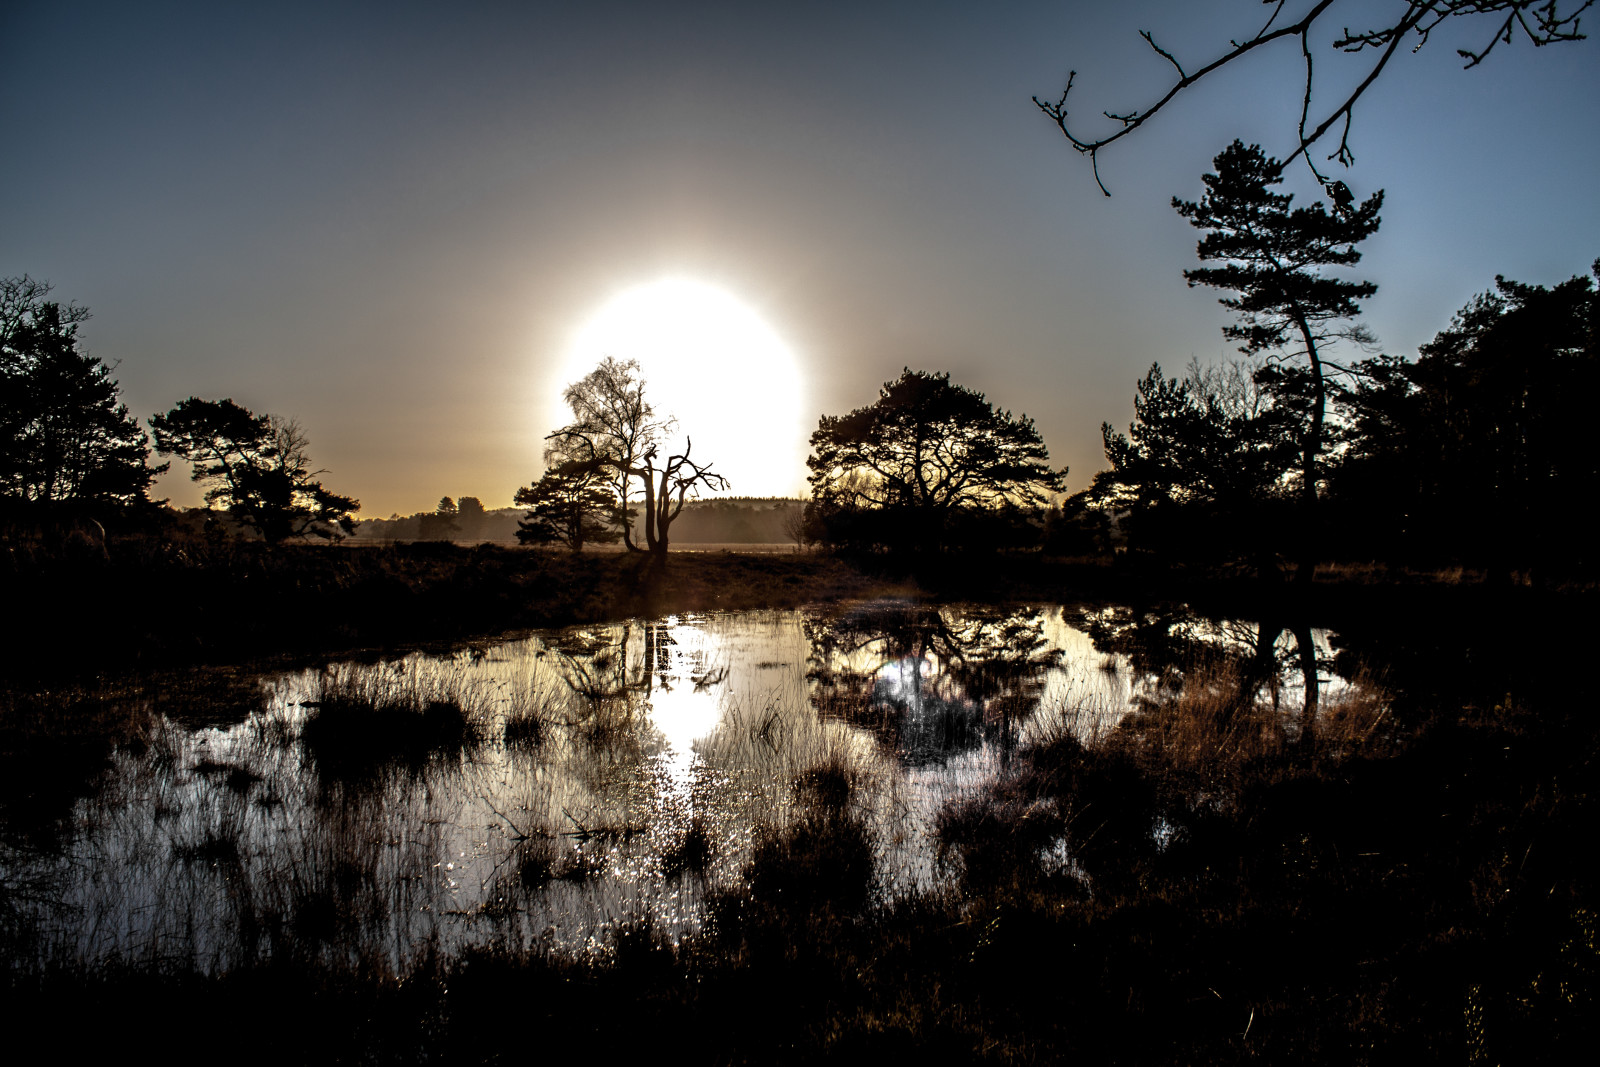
743,757,876,917
297,663,491,779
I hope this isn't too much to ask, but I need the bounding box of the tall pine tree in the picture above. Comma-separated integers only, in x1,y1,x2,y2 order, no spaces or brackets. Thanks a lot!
1173,142,1381,580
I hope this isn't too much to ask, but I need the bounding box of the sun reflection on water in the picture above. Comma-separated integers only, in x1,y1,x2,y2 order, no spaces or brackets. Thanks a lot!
7,602,1369,969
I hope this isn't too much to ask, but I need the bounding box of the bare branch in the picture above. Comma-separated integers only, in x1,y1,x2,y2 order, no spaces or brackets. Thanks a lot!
1141,30,1188,78
1040,1,1591,192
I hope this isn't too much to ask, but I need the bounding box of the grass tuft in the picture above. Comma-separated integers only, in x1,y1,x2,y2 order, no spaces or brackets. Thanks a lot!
296,663,490,779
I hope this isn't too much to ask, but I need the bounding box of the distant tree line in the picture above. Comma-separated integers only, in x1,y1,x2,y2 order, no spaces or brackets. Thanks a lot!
353,497,529,543
352,496,803,546
665,498,801,544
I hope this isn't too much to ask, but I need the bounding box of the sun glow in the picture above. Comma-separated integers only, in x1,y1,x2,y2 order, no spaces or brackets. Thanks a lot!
551,279,807,497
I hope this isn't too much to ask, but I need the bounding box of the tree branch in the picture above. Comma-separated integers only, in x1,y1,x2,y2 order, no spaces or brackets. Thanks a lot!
1039,1,1591,193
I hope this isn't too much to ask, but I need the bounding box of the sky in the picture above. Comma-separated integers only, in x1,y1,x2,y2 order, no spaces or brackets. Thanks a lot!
3,1,1596,517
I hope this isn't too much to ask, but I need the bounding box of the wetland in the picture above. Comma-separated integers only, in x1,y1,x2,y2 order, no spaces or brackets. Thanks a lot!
2,557,1593,1063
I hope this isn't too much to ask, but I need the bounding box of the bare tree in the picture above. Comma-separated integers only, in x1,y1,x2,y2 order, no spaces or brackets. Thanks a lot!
635,438,729,555
780,502,810,552
546,358,728,557
548,356,669,551
1036,1,1592,194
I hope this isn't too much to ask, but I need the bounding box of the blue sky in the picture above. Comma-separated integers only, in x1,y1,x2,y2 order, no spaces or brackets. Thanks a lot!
4,1,1596,513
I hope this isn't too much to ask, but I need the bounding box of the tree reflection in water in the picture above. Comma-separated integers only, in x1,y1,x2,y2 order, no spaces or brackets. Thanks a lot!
1077,603,1338,745
805,601,1062,765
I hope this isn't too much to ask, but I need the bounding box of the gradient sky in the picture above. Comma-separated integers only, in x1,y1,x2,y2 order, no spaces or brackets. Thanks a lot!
3,1,1596,516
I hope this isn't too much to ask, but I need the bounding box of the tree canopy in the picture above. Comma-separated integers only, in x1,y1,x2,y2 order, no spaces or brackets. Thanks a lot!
150,397,359,543
515,446,621,550
1,276,162,511
544,357,726,555
1333,259,1600,576
806,369,1065,550
1090,360,1298,563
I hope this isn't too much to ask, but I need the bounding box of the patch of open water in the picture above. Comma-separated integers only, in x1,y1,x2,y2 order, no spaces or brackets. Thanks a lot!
3,600,1357,970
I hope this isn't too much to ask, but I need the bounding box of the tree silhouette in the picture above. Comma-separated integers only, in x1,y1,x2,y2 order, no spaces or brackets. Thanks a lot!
1335,259,1600,578
546,357,727,556
1174,141,1381,580
514,450,620,550
1091,360,1298,567
1036,1,1593,194
1,276,162,510
150,398,359,543
417,496,460,541
455,496,487,539
548,357,667,552
807,368,1065,551
633,437,729,555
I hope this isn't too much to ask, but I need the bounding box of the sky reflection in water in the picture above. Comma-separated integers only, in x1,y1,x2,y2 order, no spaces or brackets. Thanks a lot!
8,602,1353,969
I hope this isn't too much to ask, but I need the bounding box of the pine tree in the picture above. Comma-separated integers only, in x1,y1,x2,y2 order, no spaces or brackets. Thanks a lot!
515,455,620,550
150,398,359,542
1173,141,1382,579
0,276,161,509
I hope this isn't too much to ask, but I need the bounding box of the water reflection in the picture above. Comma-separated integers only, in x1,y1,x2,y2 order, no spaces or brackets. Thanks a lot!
0,600,1371,972
1078,604,1347,743
806,602,1061,765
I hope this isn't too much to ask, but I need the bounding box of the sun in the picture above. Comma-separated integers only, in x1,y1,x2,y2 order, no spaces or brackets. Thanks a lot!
551,279,808,497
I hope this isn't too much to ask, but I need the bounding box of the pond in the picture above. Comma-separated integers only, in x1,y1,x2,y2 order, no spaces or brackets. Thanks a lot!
1,600,1364,972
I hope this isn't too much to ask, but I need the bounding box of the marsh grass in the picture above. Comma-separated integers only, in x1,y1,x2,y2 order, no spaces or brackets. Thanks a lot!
296,661,494,780
4,602,1591,1063
744,763,877,917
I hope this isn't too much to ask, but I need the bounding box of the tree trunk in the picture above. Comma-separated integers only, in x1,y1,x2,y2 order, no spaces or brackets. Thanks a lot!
1237,618,1283,721
616,466,640,552
1293,622,1319,752
653,490,670,557
1294,313,1326,587
639,462,659,554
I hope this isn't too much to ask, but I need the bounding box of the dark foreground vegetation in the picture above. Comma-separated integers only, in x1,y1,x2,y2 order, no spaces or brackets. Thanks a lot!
3,586,1593,1065
8,524,1583,681
1,537,889,677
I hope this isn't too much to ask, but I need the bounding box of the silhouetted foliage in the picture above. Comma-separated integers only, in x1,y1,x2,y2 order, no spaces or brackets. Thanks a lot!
454,495,486,539
1333,258,1600,577
150,398,359,543
1088,360,1298,567
514,453,620,550
546,357,663,552
0,276,162,511
806,368,1066,552
1037,0,1593,194
547,357,728,556
1175,141,1381,579
1040,491,1112,557
417,496,460,541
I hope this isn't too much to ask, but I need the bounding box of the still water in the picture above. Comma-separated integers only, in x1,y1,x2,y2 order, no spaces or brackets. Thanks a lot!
4,601,1351,970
